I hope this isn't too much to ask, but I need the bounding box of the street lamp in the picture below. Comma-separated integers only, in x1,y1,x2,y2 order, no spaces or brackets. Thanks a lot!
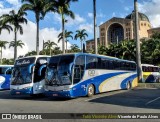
134,0,142,82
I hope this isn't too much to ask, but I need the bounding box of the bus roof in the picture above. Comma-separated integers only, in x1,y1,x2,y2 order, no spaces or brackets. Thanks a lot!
141,64,159,67
0,65,13,67
16,55,50,60
51,53,136,63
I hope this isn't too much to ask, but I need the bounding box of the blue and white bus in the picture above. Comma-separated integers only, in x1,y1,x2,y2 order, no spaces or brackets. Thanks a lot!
10,55,50,95
45,53,138,98
0,65,13,90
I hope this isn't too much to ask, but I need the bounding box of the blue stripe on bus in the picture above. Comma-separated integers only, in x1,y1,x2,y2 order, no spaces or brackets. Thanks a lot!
0,75,11,90
120,74,137,89
72,72,129,97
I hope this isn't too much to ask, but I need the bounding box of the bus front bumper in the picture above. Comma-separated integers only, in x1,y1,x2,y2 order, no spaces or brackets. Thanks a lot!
10,87,33,95
45,90,74,98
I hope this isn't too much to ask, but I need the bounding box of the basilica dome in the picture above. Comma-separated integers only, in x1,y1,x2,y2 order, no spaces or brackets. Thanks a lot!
125,11,150,22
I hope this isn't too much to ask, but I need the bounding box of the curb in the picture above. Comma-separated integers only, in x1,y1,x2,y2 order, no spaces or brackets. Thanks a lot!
137,83,160,89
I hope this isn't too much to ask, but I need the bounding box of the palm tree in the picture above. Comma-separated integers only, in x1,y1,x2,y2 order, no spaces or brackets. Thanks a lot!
46,0,78,54
1,10,27,61
75,29,88,52
0,41,8,64
0,20,13,34
9,40,25,49
25,50,37,56
44,40,57,56
21,0,48,55
58,30,73,53
53,47,62,55
70,44,80,53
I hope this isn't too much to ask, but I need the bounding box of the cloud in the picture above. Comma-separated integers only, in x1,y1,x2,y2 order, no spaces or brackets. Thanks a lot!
66,14,86,26
78,23,93,34
88,13,93,18
0,2,4,8
0,20,64,59
53,13,86,27
97,12,105,18
112,12,116,17
6,0,20,6
88,12,105,19
139,0,160,27
0,0,21,16
124,6,131,11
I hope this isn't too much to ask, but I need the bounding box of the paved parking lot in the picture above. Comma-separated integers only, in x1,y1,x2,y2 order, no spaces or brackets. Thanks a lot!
0,88,160,122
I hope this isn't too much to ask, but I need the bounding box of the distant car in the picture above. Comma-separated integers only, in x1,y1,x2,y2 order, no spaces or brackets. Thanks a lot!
145,75,160,83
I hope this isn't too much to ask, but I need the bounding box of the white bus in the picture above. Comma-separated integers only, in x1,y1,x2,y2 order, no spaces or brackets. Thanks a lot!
45,53,138,98
142,64,160,83
10,55,50,95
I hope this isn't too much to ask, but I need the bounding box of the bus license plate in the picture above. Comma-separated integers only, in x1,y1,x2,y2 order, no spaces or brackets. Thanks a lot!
52,94,58,96
16,92,20,94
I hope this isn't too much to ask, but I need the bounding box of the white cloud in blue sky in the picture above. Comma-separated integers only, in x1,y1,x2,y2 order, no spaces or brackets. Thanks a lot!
139,0,160,27
6,0,20,6
0,0,160,58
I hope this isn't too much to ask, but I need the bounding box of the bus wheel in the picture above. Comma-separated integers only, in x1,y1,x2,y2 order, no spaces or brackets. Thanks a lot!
126,82,131,90
87,84,94,97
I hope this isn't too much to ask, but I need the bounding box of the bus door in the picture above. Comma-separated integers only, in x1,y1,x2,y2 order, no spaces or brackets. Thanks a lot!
4,67,12,89
33,57,48,94
73,55,85,96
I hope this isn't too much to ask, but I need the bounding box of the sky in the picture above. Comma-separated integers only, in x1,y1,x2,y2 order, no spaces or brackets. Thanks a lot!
0,0,160,59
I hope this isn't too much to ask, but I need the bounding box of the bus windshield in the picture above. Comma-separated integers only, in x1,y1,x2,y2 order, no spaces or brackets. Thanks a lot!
45,55,74,86
11,57,35,85
0,67,9,74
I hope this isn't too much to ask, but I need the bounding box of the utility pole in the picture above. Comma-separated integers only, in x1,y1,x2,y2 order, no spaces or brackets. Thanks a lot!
134,0,142,82
93,0,98,54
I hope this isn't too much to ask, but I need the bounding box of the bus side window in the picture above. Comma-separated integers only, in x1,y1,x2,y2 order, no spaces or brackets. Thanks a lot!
97,58,102,69
86,56,97,69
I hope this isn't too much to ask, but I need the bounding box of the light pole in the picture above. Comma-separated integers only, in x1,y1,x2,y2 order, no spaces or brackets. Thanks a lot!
93,0,98,54
134,0,142,82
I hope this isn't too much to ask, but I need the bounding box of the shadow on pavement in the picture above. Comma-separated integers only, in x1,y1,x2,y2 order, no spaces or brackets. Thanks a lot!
89,89,160,109
0,90,72,101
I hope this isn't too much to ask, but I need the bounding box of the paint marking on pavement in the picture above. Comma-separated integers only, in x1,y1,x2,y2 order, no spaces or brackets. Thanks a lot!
145,97,160,105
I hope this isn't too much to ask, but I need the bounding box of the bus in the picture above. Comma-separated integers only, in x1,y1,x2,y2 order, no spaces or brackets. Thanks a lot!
45,53,138,98
142,64,160,83
0,65,13,90
10,55,50,95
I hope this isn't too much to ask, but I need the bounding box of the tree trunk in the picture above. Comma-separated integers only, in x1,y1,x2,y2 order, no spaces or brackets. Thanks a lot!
81,40,83,52
0,47,2,64
62,13,65,54
36,14,40,55
66,41,67,53
14,27,17,61
50,48,52,56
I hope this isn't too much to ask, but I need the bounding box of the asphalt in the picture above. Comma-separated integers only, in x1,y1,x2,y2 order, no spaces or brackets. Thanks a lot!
0,88,160,122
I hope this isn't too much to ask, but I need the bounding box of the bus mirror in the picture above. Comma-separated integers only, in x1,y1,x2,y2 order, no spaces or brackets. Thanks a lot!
5,68,11,75
28,64,35,74
38,65,47,76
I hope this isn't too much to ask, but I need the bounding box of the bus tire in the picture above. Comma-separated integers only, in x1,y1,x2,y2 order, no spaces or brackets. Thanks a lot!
87,84,94,97
126,82,131,90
